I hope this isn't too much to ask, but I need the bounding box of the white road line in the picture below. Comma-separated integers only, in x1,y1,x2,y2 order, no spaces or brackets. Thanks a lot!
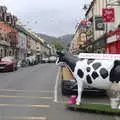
0,104,50,108
0,116,47,120
54,67,61,103
0,95,53,100
0,89,53,93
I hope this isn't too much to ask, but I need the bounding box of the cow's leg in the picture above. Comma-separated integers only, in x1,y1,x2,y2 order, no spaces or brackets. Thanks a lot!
76,80,83,105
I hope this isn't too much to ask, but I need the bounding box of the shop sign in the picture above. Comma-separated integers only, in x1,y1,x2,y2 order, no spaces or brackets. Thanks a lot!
95,16,105,30
78,53,120,60
116,29,120,41
102,8,115,22
107,28,120,43
107,35,116,44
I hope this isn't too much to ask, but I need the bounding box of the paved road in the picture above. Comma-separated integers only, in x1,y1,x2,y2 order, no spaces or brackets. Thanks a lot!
0,63,118,120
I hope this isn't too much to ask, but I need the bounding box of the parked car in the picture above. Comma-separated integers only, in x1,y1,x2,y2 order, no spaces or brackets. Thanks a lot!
61,65,106,95
49,56,57,63
26,55,38,65
41,57,49,63
0,56,18,72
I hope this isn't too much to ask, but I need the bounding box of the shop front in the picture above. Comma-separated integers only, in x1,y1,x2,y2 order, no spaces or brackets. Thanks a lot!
106,28,120,54
92,34,106,53
106,40,120,54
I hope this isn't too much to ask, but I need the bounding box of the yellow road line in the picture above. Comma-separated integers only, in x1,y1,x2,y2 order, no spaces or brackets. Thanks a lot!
0,116,47,120
0,95,53,100
0,89,53,93
0,104,50,108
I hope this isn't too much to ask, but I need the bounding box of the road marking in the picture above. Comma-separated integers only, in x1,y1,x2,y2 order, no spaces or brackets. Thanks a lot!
0,89,53,93
54,67,61,102
0,116,47,120
0,104,50,108
0,95,53,100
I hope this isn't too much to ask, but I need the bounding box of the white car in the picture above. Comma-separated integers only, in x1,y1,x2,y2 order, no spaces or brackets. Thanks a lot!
41,57,49,63
49,56,57,63
26,56,36,65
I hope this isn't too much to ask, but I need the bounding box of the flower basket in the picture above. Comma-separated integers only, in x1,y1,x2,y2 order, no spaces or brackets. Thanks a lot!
110,98,119,109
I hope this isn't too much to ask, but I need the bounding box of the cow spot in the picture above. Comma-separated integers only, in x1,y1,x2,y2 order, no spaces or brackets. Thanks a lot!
92,71,99,79
79,58,85,61
86,75,92,84
87,59,95,65
86,67,91,72
77,69,84,78
100,68,108,79
92,62,101,70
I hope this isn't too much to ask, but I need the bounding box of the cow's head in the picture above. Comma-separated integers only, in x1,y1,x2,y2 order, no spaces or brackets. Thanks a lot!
56,51,66,66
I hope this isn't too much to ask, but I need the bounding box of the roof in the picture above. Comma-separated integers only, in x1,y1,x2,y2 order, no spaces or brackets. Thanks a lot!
15,24,44,44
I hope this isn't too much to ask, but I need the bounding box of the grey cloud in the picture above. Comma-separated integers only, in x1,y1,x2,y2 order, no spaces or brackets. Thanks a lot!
1,0,91,36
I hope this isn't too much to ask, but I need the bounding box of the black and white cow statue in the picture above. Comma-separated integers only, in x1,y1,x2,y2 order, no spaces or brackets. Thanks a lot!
56,51,120,109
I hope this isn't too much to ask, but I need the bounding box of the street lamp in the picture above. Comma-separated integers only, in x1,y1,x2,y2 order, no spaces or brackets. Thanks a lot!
83,4,88,11
83,4,90,12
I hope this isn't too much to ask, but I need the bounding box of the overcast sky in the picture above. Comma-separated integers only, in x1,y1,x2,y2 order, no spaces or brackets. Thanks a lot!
0,0,91,37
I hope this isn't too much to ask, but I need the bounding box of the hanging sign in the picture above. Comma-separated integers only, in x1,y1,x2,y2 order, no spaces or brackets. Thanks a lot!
95,16,105,30
102,8,115,22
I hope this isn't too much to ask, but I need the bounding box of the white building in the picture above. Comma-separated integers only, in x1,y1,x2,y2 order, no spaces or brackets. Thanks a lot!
85,0,120,53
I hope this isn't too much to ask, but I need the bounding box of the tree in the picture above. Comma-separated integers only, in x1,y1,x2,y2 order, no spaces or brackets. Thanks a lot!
51,40,63,52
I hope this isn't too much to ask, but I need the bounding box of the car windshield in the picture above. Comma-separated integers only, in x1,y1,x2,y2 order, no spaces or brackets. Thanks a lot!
1,57,13,62
0,0,120,120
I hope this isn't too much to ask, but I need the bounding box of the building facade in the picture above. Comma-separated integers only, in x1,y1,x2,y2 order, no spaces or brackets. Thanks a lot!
69,0,120,54
0,5,56,61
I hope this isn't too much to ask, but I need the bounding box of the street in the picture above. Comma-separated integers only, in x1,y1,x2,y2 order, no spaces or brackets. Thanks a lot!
0,63,118,120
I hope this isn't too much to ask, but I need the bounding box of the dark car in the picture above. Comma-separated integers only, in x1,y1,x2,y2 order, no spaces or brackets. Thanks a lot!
0,56,18,72
61,65,106,96
62,79,106,96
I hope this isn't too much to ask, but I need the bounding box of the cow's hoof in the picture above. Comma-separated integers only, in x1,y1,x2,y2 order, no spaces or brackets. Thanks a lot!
67,100,76,105
76,102,81,105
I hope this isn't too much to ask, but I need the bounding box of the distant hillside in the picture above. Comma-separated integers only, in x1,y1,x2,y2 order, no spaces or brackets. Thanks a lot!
37,33,73,49
38,33,58,44
58,34,74,48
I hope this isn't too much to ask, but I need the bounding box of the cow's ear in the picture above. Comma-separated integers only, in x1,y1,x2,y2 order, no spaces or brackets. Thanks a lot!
56,51,65,57
114,60,120,66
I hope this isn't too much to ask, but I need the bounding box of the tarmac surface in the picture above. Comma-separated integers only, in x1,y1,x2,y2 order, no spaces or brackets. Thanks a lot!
0,63,118,120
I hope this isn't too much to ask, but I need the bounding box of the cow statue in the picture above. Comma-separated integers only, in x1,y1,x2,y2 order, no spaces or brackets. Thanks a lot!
56,51,120,109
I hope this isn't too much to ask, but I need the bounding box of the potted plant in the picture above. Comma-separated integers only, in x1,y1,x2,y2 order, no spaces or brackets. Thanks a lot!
107,83,120,109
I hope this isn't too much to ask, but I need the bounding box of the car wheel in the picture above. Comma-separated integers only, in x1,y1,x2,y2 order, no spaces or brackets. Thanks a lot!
12,65,15,72
15,65,18,70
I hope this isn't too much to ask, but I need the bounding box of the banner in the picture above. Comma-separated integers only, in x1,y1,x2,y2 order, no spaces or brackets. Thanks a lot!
95,16,105,30
102,8,115,22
